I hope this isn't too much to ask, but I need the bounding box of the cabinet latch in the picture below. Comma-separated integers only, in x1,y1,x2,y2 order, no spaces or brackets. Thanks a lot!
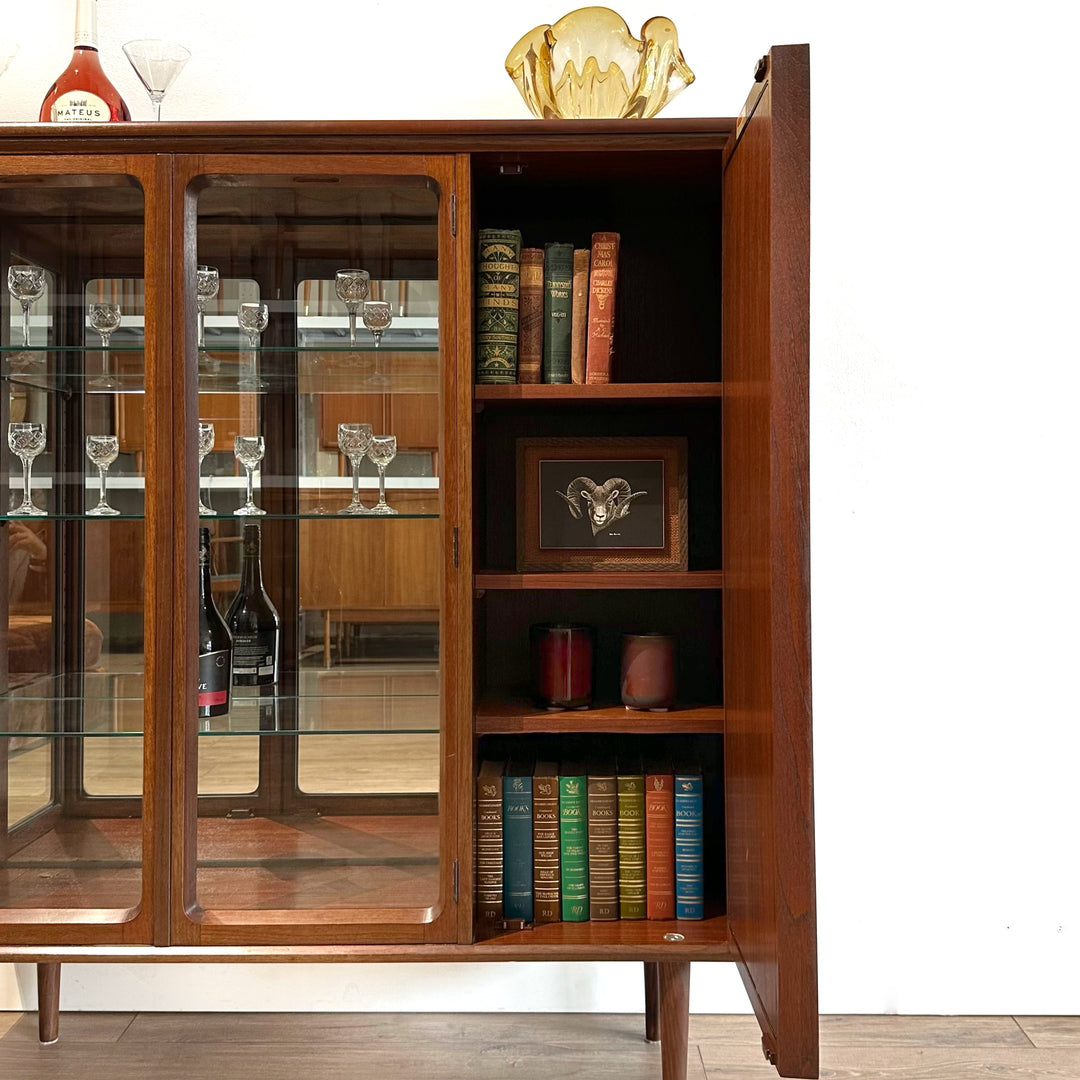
453,859,459,903
450,193,457,238
452,526,459,569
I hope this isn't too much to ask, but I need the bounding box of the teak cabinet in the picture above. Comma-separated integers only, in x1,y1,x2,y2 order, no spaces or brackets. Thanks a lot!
0,43,815,1080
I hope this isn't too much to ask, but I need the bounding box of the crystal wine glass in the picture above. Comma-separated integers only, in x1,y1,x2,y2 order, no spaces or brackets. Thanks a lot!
237,302,269,348
85,435,120,516
7,422,47,516
362,300,392,349
198,421,216,515
336,422,373,514
366,434,398,516
335,269,370,346
122,39,191,121
87,302,122,384
196,265,219,349
7,265,46,348
233,435,266,516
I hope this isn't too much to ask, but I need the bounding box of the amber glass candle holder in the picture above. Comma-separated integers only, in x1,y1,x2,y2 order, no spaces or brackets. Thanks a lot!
621,633,676,711
531,624,594,710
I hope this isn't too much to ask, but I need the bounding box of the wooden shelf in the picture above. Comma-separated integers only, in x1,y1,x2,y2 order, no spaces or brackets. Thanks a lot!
475,697,724,734
475,571,724,591
474,382,723,406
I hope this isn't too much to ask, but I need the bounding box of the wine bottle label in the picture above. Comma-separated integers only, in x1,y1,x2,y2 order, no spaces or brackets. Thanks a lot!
50,91,110,123
232,631,278,679
198,648,231,707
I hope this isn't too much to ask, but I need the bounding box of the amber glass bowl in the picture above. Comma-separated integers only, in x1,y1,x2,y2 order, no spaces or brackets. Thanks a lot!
505,6,694,120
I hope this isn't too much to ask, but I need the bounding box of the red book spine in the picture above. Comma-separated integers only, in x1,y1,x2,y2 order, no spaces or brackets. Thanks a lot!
645,771,675,919
476,760,505,925
585,232,619,384
517,248,544,384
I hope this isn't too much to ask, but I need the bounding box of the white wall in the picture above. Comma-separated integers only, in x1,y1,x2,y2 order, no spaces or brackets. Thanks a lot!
1,0,1078,1016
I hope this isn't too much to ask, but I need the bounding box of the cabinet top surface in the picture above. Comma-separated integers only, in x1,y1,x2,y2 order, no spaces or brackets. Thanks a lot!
0,117,735,154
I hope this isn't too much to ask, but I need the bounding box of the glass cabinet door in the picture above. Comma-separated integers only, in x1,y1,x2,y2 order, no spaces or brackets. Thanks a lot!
0,159,169,942
174,157,459,944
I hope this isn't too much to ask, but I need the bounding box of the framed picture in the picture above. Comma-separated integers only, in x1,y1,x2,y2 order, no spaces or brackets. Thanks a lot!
516,437,688,571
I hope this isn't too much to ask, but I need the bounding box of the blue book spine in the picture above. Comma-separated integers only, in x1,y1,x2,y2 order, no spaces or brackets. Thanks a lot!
503,774,534,922
674,772,704,920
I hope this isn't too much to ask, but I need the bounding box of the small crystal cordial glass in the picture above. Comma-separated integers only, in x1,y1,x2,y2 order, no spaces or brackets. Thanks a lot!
366,434,398,516
87,302,122,384
362,300,392,348
197,421,216,515
233,435,266,516
7,265,46,348
195,265,219,349
7,422,47,516
237,302,269,348
336,422,373,515
85,435,120,516
334,269,370,345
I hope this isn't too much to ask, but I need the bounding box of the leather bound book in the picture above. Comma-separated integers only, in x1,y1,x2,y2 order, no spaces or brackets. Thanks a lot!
532,760,562,923
517,247,544,384
476,759,506,925
503,760,534,923
570,247,591,384
476,228,521,384
587,764,619,921
559,762,589,921
674,765,705,920
616,758,646,920
585,231,620,384
542,242,574,383
645,764,675,920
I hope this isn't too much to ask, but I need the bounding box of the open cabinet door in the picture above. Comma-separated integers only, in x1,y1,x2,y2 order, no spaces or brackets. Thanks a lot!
721,44,817,1078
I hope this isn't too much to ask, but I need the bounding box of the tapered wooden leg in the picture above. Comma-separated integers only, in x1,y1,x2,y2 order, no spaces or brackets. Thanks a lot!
644,961,661,1042
36,962,60,1044
658,961,690,1080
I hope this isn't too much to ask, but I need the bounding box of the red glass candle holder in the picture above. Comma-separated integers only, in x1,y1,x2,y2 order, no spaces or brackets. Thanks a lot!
621,633,677,711
531,623,594,710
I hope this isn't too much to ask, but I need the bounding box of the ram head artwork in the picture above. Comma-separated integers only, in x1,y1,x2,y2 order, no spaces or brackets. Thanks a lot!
556,476,647,536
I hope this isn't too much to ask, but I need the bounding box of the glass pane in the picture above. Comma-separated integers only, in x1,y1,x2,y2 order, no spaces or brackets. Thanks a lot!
1,174,145,914
192,173,443,917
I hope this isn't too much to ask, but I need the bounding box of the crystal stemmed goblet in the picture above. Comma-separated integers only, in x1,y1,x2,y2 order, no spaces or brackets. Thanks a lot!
336,423,373,515
7,422,47,516
86,435,120,516
233,435,266,516
196,265,219,350
198,421,216,515
362,300,392,349
366,434,398,516
122,39,191,121
87,302,122,384
7,265,46,348
237,302,269,348
335,269,370,346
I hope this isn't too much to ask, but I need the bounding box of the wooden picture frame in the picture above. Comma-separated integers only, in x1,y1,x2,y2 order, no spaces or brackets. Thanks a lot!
516,437,688,571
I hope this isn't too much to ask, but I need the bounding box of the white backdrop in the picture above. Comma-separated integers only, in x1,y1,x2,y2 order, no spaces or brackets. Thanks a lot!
1,0,1078,1016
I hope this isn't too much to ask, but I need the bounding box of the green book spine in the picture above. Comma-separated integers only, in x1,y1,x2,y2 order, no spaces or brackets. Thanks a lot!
617,771,646,919
559,768,588,921
542,242,574,384
476,228,521,384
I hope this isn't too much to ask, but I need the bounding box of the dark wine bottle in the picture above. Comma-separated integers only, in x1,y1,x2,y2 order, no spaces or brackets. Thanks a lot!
39,0,131,123
197,527,232,719
225,524,281,687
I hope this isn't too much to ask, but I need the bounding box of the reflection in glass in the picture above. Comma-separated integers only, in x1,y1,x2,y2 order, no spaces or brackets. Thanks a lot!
7,265,45,348
233,435,266,516
122,38,191,121
198,422,216,515
337,422,373,515
367,434,398,516
335,269,369,345
8,422,47,516
85,435,121,516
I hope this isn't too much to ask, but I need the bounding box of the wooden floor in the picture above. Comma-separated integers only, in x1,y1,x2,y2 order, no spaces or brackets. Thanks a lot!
0,1012,1077,1079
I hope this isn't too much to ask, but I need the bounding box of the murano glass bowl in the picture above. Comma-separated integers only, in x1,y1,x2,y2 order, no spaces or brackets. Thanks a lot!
505,6,694,120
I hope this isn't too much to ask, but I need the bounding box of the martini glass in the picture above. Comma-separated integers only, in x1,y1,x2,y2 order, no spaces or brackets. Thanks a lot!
122,39,191,121
335,269,369,346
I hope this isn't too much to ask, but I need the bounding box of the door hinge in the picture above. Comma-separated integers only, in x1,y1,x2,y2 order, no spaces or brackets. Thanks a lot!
450,193,457,237
453,859,459,903
452,526,459,568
